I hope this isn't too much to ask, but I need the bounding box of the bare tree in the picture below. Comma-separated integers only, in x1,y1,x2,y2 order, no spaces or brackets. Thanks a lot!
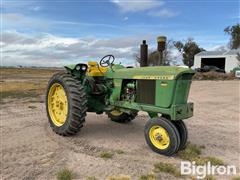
135,39,178,66
174,38,205,68
237,52,240,67
134,54,141,67
224,24,240,49
148,40,174,66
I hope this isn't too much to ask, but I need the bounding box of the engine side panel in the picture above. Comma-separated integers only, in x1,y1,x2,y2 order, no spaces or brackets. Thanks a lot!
155,80,175,108
136,80,155,105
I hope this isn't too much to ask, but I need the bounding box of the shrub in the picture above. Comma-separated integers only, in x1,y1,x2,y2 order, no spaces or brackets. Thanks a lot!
57,168,74,180
100,152,114,159
177,142,224,166
193,71,235,80
154,162,181,177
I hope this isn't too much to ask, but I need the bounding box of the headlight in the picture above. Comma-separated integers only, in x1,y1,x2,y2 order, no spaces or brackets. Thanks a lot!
81,66,87,71
76,65,81,71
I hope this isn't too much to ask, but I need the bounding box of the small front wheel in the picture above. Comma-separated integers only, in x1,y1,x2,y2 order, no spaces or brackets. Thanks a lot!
144,117,180,156
173,120,188,150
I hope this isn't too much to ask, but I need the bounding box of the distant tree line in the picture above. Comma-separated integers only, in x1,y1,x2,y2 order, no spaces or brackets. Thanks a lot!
139,23,240,67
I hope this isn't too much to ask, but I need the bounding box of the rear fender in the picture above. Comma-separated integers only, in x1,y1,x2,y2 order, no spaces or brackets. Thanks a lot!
64,64,76,73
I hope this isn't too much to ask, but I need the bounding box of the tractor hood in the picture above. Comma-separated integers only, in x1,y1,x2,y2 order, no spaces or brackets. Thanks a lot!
106,66,195,80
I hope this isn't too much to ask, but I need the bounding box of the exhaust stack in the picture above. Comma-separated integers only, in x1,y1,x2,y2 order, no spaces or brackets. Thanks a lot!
140,40,148,67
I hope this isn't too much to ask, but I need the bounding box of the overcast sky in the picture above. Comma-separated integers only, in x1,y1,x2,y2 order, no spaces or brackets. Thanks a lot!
1,0,239,67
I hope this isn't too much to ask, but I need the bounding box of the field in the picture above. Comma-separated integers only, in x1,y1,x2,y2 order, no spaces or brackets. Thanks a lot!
0,68,239,180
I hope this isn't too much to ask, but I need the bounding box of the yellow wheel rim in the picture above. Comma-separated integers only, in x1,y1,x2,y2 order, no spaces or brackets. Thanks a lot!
110,110,123,116
149,125,170,150
48,83,68,127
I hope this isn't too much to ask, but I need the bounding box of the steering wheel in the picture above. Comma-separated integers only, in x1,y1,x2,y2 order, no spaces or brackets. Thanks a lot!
100,55,115,67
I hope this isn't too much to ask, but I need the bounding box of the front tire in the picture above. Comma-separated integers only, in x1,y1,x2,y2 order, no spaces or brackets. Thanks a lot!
173,120,188,150
46,73,87,136
144,117,180,156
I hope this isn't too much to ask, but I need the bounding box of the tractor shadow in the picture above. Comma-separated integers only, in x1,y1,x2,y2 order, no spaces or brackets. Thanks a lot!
82,115,145,136
73,113,149,151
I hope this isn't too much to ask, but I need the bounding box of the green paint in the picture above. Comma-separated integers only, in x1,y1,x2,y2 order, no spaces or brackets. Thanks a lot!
105,66,194,80
148,112,158,118
155,80,175,108
64,62,195,121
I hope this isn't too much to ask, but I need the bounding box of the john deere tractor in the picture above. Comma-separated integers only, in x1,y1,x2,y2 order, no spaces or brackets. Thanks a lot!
46,55,195,156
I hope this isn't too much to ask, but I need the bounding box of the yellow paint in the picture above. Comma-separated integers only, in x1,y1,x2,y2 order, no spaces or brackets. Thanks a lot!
87,61,108,76
48,83,68,126
157,36,167,42
110,110,123,116
160,82,168,87
149,125,170,150
133,75,174,80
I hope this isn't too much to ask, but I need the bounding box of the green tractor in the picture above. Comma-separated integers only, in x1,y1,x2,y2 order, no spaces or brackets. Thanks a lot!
46,55,195,156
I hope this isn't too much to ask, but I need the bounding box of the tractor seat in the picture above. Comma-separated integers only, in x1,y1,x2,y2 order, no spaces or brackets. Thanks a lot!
87,61,108,76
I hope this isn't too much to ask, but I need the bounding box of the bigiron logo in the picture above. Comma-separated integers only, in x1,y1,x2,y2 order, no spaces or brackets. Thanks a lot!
181,161,237,179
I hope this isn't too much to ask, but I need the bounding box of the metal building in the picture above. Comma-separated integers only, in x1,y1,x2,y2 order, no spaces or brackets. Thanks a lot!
193,50,239,73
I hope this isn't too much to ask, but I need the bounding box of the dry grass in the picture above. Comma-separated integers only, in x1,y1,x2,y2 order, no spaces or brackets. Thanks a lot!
1,91,38,100
177,142,202,161
232,176,240,180
139,174,156,180
177,142,224,166
203,156,224,166
1,67,61,79
115,150,125,154
56,168,74,180
99,152,114,159
204,175,216,180
154,162,181,177
106,175,131,180
86,177,97,180
191,175,216,180
193,72,235,80
0,81,46,102
0,68,61,102
1,81,47,93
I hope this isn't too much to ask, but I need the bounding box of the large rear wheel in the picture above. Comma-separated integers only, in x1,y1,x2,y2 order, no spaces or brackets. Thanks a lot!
46,73,87,136
107,110,138,123
144,117,180,156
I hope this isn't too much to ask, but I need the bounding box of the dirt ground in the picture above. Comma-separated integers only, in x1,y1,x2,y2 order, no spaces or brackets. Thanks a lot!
0,69,239,180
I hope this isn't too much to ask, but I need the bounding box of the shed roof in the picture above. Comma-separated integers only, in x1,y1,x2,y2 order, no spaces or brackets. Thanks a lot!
196,49,239,56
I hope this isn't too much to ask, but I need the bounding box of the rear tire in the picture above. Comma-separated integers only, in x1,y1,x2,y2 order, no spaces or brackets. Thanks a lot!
107,110,138,123
173,120,188,150
46,73,87,136
144,117,180,156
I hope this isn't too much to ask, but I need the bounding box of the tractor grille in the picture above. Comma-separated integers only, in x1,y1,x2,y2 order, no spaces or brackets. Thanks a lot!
136,80,155,105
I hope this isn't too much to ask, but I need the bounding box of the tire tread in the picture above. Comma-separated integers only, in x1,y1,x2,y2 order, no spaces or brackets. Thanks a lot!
46,72,87,136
